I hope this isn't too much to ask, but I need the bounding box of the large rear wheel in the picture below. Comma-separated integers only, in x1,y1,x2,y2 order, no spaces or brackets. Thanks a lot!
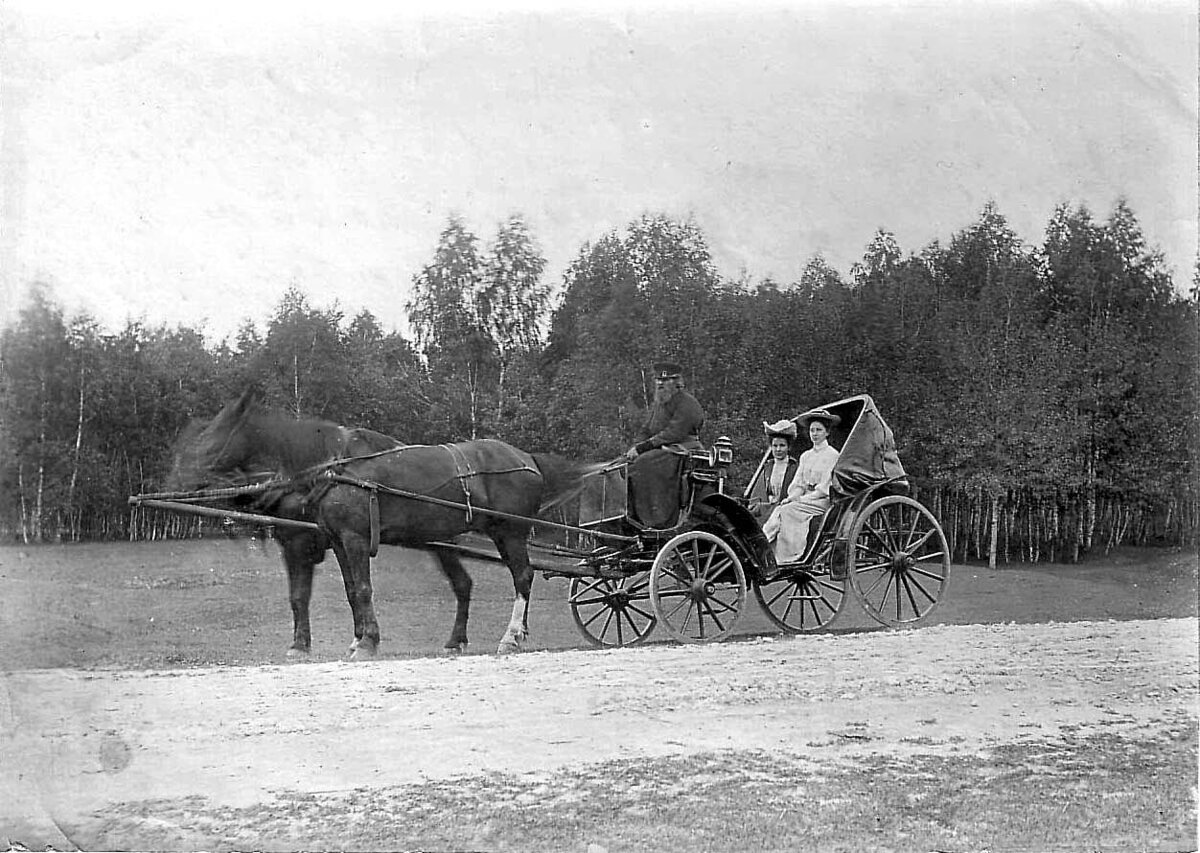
568,572,656,647
847,496,950,626
650,531,747,643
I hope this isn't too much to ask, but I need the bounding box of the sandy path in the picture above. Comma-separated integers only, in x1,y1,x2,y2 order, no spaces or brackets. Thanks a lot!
2,618,1196,847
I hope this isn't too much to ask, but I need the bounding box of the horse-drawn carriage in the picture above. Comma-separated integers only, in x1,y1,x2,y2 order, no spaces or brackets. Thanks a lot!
562,393,950,647
132,393,949,656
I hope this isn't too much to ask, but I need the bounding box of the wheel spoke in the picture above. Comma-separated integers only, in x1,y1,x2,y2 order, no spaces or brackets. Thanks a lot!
676,600,696,633
599,608,616,639
567,577,608,604
910,562,947,582
876,569,896,614
854,557,892,573
704,594,739,615
702,555,736,582
904,508,921,548
667,594,692,621
581,607,608,629
857,565,890,598
899,570,925,617
863,522,894,556
626,601,655,620
906,526,937,552
663,559,691,586
700,599,725,634
904,571,938,604
876,511,902,554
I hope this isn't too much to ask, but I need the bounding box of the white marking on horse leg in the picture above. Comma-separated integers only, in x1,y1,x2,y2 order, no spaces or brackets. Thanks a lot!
497,594,528,654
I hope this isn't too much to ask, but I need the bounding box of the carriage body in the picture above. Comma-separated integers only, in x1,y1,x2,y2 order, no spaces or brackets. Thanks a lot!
567,394,952,647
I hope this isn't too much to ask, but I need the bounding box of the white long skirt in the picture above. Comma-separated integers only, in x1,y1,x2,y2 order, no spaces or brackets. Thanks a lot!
762,495,831,564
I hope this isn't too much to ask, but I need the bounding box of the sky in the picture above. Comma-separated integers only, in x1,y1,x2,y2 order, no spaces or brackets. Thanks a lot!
2,0,1196,343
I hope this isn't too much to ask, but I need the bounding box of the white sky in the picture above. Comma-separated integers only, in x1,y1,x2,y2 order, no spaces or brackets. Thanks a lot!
2,0,1196,343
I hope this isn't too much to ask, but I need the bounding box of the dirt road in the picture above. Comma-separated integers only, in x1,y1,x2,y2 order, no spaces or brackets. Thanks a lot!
3,616,1195,850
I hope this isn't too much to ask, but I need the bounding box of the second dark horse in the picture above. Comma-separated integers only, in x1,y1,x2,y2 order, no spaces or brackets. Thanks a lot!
169,392,596,659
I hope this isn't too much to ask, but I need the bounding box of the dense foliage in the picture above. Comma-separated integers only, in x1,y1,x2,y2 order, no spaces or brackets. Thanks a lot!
2,202,1195,563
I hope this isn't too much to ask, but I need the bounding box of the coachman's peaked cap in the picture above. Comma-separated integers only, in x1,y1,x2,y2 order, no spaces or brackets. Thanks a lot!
654,361,683,379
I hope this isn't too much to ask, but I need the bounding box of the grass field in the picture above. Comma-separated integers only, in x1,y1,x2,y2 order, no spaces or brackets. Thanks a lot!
0,537,1195,670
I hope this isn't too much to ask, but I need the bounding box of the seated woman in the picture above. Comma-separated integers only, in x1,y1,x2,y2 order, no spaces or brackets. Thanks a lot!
762,408,841,566
746,419,799,524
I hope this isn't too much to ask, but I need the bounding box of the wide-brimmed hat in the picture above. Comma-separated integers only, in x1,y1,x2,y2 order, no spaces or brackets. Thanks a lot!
796,407,841,428
653,361,683,380
763,419,797,439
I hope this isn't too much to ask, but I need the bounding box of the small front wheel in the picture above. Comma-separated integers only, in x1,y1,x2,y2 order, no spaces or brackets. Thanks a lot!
650,531,747,643
568,572,656,647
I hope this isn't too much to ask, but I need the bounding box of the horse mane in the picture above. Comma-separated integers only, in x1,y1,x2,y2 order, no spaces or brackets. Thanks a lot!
198,392,403,479
248,407,404,476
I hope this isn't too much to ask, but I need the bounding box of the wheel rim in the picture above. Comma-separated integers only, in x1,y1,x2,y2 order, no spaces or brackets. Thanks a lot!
754,565,847,633
849,496,950,626
650,531,747,643
569,572,656,647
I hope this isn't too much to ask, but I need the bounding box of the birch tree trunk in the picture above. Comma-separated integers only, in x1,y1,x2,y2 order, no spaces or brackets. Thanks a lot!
987,493,1000,569
67,368,85,541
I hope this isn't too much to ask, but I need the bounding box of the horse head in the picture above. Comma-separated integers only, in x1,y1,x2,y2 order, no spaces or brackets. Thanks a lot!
166,390,274,491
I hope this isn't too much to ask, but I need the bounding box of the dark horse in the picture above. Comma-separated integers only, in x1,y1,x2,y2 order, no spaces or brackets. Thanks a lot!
168,391,596,659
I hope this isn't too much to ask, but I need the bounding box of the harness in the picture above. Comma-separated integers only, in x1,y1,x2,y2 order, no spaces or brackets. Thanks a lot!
309,440,540,558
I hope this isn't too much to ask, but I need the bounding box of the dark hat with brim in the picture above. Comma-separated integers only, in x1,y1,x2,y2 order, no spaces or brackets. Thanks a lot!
797,407,841,428
654,361,683,379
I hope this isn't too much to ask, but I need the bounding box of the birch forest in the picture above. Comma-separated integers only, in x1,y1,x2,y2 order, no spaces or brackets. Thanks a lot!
2,202,1195,565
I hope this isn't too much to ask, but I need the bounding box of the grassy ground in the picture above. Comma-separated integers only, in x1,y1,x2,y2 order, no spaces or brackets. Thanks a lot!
0,538,1195,670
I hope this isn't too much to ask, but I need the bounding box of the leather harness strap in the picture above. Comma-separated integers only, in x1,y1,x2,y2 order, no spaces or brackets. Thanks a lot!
440,443,479,523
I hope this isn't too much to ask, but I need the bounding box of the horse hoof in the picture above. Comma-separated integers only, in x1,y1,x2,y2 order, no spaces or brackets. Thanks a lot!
348,637,361,652
440,643,467,656
286,646,311,658
348,644,378,662
496,641,522,655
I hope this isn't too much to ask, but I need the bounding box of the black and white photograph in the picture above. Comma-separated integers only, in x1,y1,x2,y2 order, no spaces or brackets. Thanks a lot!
1,0,1196,850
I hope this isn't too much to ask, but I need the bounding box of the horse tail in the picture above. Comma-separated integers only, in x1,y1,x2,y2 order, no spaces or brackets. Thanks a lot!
531,453,608,515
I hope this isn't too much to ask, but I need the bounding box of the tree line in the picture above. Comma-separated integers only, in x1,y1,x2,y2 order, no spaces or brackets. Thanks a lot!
2,203,1196,565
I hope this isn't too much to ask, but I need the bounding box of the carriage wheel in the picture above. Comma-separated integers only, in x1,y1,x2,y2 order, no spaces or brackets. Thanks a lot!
847,496,950,627
650,531,747,644
754,561,848,634
568,572,656,648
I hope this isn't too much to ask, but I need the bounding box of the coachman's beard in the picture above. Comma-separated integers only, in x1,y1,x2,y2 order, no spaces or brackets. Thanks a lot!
654,384,677,406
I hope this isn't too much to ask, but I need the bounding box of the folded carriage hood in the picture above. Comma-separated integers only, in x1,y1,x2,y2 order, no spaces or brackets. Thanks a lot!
791,394,908,499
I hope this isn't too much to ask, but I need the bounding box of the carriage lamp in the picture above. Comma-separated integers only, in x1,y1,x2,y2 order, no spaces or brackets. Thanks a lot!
713,435,734,466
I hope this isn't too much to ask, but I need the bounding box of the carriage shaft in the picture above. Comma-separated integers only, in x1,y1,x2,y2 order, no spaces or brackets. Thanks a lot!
131,498,322,532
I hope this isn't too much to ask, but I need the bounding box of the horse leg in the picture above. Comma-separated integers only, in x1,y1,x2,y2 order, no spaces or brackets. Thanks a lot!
277,529,327,656
329,532,381,661
493,527,535,655
430,546,472,654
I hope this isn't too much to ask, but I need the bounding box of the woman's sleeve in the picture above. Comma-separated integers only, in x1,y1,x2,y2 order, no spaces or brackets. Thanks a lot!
811,450,839,498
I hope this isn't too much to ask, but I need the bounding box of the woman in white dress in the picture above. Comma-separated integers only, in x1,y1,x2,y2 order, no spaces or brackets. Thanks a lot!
762,409,841,565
